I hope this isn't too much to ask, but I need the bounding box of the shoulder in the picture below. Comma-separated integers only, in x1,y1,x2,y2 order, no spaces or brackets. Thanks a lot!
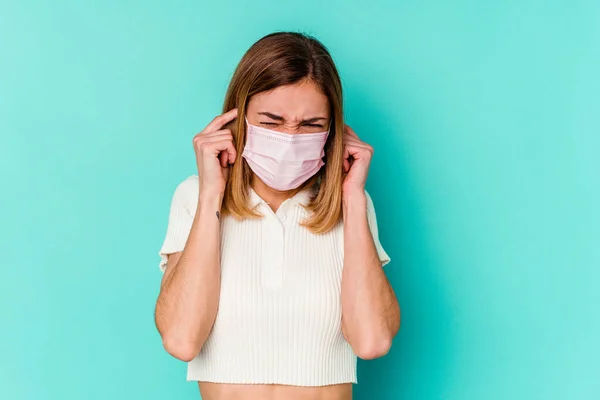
364,189,377,212
363,189,383,227
175,174,199,195
171,174,199,212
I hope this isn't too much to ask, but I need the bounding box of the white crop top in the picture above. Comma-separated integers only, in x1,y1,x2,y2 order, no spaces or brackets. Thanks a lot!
158,175,390,386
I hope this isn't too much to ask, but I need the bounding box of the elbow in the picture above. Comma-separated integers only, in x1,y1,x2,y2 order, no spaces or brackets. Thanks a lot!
161,334,201,362
354,336,393,360
354,308,401,360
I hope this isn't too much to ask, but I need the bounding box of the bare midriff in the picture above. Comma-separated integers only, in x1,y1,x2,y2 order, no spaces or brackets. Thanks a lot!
198,382,353,400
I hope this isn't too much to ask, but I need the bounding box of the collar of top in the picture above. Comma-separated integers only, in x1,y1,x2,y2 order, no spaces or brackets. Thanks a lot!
248,186,315,209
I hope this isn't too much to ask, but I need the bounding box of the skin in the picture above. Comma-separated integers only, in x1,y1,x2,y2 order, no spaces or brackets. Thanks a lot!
154,79,401,400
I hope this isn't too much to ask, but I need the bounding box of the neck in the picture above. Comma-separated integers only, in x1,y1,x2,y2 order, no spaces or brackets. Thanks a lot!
251,177,301,213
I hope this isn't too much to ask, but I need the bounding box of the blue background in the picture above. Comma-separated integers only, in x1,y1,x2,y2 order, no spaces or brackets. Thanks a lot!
1,1,598,399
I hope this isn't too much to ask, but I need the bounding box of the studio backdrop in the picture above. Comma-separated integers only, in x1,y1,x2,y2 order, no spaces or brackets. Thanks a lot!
1,0,598,399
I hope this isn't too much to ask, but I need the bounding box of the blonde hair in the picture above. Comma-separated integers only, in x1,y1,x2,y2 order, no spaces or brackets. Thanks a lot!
220,32,344,234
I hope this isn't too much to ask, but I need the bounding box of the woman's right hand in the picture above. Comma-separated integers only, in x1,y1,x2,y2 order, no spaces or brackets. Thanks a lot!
193,108,238,196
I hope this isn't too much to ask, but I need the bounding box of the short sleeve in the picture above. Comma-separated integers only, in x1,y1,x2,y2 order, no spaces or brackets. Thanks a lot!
157,175,199,273
365,190,391,267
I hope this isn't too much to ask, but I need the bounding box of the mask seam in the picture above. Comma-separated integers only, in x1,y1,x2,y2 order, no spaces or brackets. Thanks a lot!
250,130,328,144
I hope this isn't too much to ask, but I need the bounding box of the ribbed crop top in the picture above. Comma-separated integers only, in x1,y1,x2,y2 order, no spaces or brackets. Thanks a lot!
158,175,390,386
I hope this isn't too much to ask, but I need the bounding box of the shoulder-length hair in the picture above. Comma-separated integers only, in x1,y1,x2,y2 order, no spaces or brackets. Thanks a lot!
221,31,344,234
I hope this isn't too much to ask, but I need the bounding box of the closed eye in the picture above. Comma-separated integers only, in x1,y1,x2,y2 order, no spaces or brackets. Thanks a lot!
259,122,324,128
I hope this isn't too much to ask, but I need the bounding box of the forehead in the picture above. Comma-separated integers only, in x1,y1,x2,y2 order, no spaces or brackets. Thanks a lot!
248,80,330,118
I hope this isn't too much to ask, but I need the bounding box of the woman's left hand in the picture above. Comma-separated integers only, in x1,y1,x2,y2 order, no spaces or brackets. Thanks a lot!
342,124,373,194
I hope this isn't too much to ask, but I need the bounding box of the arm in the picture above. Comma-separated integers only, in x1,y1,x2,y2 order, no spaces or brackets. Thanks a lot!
154,187,223,362
154,109,238,362
341,189,400,359
339,123,400,360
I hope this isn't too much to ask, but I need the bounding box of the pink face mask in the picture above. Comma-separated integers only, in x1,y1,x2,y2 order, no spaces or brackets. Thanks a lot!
242,117,330,191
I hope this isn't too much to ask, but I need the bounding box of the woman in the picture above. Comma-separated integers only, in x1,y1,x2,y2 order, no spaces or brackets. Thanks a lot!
154,31,401,400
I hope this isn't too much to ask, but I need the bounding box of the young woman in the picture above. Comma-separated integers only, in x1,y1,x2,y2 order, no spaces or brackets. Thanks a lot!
154,31,401,400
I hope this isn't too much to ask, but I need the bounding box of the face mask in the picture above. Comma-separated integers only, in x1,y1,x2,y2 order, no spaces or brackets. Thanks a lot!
242,117,330,191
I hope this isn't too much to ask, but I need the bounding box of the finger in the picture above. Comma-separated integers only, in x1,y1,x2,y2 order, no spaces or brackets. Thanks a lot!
194,130,233,145
192,131,233,147
343,134,372,150
201,108,238,134
199,137,234,154
345,142,372,153
210,139,237,166
345,144,374,162
201,139,237,168
343,136,363,148
219,150,228,168
343,158,350,173
343,145,352,162
343,136,364,147
344,143,362,158
196,128,232,138
344,124,360,139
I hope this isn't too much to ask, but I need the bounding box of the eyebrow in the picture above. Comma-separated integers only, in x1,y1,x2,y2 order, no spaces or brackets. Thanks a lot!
257,111,327,124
